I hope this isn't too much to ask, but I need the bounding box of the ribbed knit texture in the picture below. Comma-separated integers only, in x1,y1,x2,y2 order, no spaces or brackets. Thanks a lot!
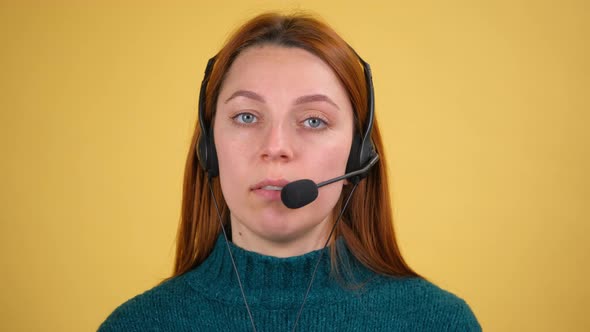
99,236,481,331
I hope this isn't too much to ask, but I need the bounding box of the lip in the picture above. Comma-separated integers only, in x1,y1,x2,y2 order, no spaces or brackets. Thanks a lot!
250,178,290,201
250,178,291,190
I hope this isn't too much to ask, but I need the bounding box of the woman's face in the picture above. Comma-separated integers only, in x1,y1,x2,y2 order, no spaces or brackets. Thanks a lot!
214,45,354,256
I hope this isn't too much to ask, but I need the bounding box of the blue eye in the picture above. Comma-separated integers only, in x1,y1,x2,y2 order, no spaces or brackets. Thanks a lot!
234,112,257,124
304,117,326,129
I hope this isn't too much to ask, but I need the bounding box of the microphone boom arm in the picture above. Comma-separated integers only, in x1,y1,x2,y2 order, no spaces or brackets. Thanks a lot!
317,154,379,188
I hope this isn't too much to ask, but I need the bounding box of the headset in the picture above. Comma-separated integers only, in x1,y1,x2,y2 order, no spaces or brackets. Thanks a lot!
196,50,378,185
194,49,379,331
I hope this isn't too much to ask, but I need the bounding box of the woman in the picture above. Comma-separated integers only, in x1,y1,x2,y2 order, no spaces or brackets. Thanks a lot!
99,12,481,331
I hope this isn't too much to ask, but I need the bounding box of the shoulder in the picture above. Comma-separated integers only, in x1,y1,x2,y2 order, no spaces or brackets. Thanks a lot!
365,276,481,331
98,273,197,332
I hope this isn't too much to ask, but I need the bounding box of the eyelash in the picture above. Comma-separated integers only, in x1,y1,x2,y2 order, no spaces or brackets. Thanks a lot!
231,112,329,130
232,112,258,126
301,116,328,129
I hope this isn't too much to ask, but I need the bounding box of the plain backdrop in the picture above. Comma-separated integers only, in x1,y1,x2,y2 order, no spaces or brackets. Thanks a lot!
1,1,588,331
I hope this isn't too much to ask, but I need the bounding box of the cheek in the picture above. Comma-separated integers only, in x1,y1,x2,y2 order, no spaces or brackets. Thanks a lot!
214,133,250,202
309,146,350,218
312,136,351,178
217,141,250,182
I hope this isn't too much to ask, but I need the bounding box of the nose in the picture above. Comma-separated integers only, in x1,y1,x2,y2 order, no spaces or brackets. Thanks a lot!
260,122,294,162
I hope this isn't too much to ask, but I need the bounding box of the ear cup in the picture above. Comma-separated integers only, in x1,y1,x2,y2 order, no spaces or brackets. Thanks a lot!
345,55,378,179
196,57,219,177
345,133,377,176
196,128,219,177
197,133,208,171
358,135,377,170
345,134,362,174
206,130,219,177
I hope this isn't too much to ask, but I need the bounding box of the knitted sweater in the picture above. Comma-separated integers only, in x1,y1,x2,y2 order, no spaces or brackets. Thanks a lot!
99,236,481,331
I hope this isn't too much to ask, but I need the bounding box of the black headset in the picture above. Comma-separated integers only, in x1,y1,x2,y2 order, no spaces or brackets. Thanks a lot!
196,52,378,183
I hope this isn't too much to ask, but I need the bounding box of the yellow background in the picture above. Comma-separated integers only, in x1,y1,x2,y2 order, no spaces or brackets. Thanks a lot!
1,1,588,331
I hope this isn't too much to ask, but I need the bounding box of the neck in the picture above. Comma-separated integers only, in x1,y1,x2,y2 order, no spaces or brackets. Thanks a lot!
229,214,333,257
184,233,373,310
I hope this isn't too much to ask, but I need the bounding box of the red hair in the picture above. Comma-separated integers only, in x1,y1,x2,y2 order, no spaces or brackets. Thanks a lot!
171,12,420,281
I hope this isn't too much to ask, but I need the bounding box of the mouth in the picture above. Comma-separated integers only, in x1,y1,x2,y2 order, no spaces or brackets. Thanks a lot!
250,179,290,199
260,185,283,191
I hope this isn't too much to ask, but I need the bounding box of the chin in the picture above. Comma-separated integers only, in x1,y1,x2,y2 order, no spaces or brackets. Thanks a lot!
257,210,330,242
253,212,300,241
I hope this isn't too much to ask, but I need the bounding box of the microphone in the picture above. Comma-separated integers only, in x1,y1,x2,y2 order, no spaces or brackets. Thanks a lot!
280,154,379,209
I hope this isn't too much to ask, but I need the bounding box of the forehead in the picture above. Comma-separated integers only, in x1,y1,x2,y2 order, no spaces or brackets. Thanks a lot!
220,45,348,98
231,44,326,68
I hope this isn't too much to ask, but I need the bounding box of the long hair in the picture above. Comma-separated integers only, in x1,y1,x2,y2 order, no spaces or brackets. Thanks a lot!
171,12,420,280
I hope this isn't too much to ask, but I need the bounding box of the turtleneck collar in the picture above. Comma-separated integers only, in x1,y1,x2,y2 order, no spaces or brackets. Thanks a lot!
184,234,373,309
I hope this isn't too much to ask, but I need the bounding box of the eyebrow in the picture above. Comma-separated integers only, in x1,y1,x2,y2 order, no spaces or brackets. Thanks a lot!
225,90,265,103
294,94,339,109
225,89,339,110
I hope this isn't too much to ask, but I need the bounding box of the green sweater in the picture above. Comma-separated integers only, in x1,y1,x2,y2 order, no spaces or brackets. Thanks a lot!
99,236,481,331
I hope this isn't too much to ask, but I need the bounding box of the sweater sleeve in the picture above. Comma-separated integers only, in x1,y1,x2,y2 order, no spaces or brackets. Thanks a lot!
448,298,482,332
97,295,151,332
399,277,482,332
